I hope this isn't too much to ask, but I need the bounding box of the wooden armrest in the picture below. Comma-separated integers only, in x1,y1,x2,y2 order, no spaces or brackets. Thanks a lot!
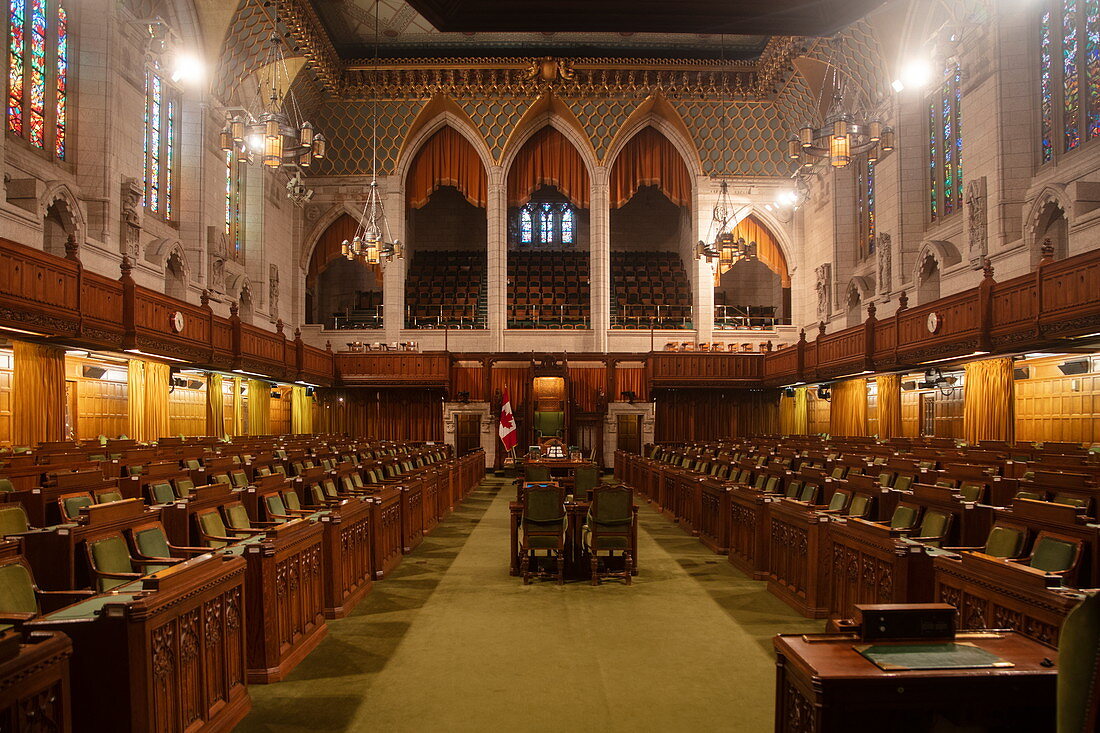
0,612,35,626
167,543,212,556
221,526,258,535
203,532,250,543
96,570,142,581
942,545,983,552
131,557,184,567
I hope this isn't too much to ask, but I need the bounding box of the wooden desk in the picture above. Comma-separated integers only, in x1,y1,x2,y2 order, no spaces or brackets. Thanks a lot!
509,501,638,580
0,630,71,733
317,498,373,619
28,553,251,733
774,631,1057,733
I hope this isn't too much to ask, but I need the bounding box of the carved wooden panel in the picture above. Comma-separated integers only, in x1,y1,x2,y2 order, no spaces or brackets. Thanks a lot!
895,291,982,361
0,240,80,334
816,325,866,371
648,353,763,386
335,353,451,386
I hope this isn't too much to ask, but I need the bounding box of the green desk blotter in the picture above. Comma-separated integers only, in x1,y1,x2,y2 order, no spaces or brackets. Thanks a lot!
855,642,1014,671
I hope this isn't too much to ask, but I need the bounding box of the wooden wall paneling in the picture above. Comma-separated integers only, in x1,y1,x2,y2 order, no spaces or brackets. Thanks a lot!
901,389,921,437
269,387,292,435
167,380,207,437
807,392,830,434
335,353,450,386
78,272,125,347
1015,358,1100,444
70,361,128,441
315,388,444,441
0,238,81,336
649,353,764,387
654,388,778,442
0,351,11,445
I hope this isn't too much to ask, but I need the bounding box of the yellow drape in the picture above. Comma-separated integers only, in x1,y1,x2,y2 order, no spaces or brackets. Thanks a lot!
714,215,791,288
247,379,271,436
144,361,170,442
206,373,226,439
780,386,810,435
291,385,313,434
507,126,590,208
232,378,243,437
963,357,1015,445
830,379,868,437
406,126,488,209
876,374,902,438
127,360,146,441
609,126,691,209
12,340,66,447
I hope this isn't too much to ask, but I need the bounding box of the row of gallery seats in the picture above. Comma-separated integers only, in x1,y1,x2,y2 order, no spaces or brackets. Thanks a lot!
508,251,590,328
610,251,692,329
331,290,384,329
405,250,487,328
615,435,1098,649
0,435,485,732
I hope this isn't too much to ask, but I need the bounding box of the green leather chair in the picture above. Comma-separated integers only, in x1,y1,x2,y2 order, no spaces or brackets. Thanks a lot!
195,508,248,548
130,522,206,567
534,411,564,438
230,470,249,488
174,478,195,497
911,509,952,546
58,492,94,522
894,474,914,492
94,489,123,504
524,465,551,483
982,525,1025,558
0,479,13,493
0,559,91,622
825,489,850,512
573,465,600,496
958,482,985,502
1053,493,1089,510
0,505,29,537
87,534,158,591
798,483,819,504
1016,490,1044,501
148,482,176,505
519,484,566,584
887,504,919,530
584,484,635,585
847,494,872,518
784,480,803,499
1057,591,1100,733
1025,534,1080,575
184,458,201,470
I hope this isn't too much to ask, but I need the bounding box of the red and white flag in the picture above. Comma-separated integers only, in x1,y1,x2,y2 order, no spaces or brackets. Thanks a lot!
498,386,518,451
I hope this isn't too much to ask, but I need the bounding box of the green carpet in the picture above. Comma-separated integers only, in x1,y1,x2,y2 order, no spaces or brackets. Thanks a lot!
235,477,823,732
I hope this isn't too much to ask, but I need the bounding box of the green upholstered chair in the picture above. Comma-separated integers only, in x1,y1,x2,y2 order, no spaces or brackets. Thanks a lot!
303,460,316,469
279,489,312,516
321,459,334,470
87,533,157,591
58,492,94,522
753,474,767,490
0,479,13,493
224,502,271,533
847,494,872,518
1016,490,1045,501
230,470,249,488
825,489,850,512
174,478,194,497
1053,493,1089,510
340,476,356,494
573,465,600,497
94,489,123,504
292,462,305,475
911,509,952,546
275,450,288,460
584,484,635,585
0,505,29,537
1057,592,1100,733
958,482,985,502
351,473,365,488
323,479,340,499
147,482,176,505
1024,534,1080,576
519,484,567,585
184,458,201,470
982,525,1026,558
212,473,231,485
534,411,564,438
524,465,551,483
0,559,92,622
798,483,819,504
887,504,919,530
195,508,245,548
830,466,846,479
273,464,287,476
894,474,914,492
764,476,780,493
877,471,894,487
129,522,206,567
257,467,271,477
784,480,803,499
935,479,956,488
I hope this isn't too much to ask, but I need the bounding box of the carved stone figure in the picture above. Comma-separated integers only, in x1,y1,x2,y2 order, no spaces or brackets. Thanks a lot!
814,263,832,321
120,178,143,259
877,232,892,296
269,264,280,318
206,226,228,294
965,177,988,266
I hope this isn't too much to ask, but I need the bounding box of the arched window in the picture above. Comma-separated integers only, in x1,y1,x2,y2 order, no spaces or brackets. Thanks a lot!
561,207,575,244
1040,0,1100,162
225,148,245,260
7,0,67,159
143,63,180,220
512,201,577,247
519,207,533,243
856,155,876,259
928,63,962,221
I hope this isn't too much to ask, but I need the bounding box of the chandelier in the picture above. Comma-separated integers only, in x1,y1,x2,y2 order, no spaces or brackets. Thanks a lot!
342,0,402,267
695,180,756,268
218,26,325,173
786,66,894,170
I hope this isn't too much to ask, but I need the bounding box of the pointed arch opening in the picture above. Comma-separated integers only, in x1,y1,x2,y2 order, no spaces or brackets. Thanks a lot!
305,214,383,328
713,215,792,329
405,126,488,329
506,126,591,329
608,126,693,329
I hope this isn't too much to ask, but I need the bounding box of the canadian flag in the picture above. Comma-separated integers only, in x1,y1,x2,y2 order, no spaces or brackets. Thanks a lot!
498,386,518,451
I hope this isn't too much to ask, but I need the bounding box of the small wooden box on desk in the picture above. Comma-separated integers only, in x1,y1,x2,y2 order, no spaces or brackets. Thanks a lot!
774,605,1057,732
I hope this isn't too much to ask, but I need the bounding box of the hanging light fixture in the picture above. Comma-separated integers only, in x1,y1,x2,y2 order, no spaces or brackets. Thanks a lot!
218,14,325,182
342,0,402,266
787,65,892,170
694,180,756,266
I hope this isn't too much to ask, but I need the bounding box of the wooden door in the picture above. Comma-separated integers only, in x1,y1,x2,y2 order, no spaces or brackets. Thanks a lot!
454,413,481,456
617,414,642,455
65,380,77,441
919,393,935,437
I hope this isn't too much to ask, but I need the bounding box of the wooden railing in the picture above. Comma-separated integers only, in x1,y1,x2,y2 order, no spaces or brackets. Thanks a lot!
648,353,764,386
334,352,450,386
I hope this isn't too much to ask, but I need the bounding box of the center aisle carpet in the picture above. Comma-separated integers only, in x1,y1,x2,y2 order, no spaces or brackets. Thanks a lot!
236,476,823,732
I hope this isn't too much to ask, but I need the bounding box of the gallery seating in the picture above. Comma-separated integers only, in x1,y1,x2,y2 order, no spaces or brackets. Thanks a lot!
405,250,487,328
610,251,692,329
507,250,590,328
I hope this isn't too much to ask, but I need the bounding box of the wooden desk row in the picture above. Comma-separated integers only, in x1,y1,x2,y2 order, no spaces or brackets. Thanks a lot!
0,448,486,733
616,450,1093,647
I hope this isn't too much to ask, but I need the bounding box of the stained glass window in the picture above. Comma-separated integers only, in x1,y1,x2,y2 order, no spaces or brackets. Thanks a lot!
224,149,233,238
143,65,179,219
928,63,962,222
561,207,575,244
519,207,532,243
856,155,876,259
8,0,24,135
225,149,244,258
6,0,68,158
1043,0,1100,161
53,3,63,159
539,203,554,244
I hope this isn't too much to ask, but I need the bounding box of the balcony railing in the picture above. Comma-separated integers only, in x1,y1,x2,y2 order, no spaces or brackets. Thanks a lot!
331,306,383,330
406,304,486,329
611,304,693,329
714,305,780,330
507,303,590,329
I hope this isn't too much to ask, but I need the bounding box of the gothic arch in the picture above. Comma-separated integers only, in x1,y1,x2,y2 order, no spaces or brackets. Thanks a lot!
394,97,493,182
164,245,190,300
500,93,597,175
298,202,368,272
39,181,85,240
604,95,702,178
912,239,962,281
1025,185,1072,262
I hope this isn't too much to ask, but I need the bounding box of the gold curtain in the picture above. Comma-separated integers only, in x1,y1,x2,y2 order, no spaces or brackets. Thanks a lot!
291,385,313,434
206,373,225,439
780,386,810,435
144,361,170,441
11,340,65,447
506,127,590,208
127,360,146,441
227,377,243,438
247,379,271,436
609,126,690,209
406,126,487,209
963,357,1015,445
876,374,902,438
714,215,791,287
830,379,868,437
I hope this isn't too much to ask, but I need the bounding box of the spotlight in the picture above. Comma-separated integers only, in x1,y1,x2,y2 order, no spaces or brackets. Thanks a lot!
817,384,832,401
170,51,205,85
896,59,933,92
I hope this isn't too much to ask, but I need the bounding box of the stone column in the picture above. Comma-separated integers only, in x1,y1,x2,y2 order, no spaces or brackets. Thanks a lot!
486,167,507,351
589,168,610,351
382,178,405,344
